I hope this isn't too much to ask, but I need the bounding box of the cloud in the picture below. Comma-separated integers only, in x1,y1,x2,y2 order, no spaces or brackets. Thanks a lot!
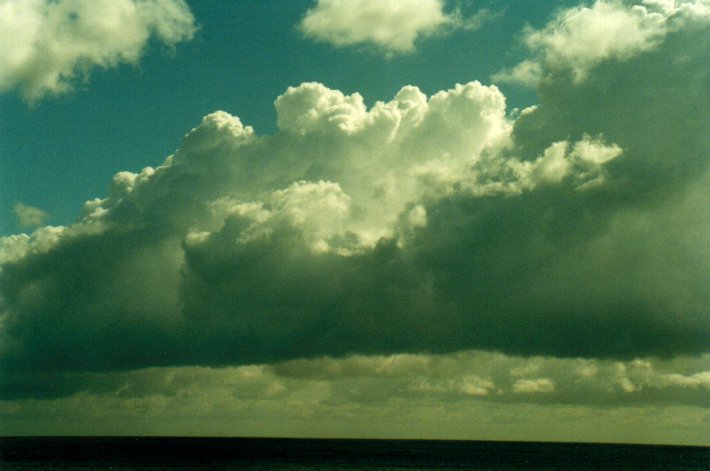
12,203,48,228
1,1,709,399
2,352,709,444
512,378,555,394
299,0,491,55
0,0,195,102
5,350,710,405
492,0,708,85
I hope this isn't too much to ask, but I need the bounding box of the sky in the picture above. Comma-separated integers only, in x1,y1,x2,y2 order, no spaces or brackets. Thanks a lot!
0,0,709,445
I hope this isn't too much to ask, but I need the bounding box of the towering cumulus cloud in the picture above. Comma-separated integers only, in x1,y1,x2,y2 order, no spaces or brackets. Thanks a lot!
1,0,709,400
0,0,195,102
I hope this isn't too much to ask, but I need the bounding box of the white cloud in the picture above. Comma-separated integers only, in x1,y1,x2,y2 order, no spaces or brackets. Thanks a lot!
112,81,613,256
0,225,67,264
490,60,541,87
12,203,48,227
529,1,666,81
492,0,710,85
0,234,31,265
230,180,354,254
0,0,195,102
612,360,710,393
275,82,369,135
507,137,623,190
662,371,710,388
512,378,556,394
299,0,489,55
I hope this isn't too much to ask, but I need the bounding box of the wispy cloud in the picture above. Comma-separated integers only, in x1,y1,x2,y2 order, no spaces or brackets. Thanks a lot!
12,203,48,228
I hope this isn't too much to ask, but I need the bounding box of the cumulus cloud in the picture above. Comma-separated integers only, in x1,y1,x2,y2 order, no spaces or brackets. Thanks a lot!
492,0,708,85
299,0,491,55
0,0,195,102
0,0,709,401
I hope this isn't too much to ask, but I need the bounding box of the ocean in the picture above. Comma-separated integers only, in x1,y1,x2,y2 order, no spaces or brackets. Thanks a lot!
0,437,708,470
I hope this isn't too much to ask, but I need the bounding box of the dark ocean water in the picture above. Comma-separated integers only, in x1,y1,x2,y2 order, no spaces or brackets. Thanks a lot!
0,437,708,470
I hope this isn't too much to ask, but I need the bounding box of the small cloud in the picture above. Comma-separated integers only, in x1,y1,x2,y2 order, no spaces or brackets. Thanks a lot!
458,375,495,396
512,378,555,394
491,60,542,87
661,371,710,389
299,0,492,56
13,203,49,228
0,0,196,102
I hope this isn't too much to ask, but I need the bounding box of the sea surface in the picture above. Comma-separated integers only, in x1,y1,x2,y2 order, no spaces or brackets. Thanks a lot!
0,436,708,470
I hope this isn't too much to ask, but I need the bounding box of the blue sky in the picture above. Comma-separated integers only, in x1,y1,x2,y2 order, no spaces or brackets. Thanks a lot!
0,0,571,234
0,0,709,444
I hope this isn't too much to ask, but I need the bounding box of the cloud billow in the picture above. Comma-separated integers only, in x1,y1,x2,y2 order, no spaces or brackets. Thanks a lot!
0,1,708,398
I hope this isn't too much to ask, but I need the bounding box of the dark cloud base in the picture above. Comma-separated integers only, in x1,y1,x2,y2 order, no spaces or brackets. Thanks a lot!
1,184,707,384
